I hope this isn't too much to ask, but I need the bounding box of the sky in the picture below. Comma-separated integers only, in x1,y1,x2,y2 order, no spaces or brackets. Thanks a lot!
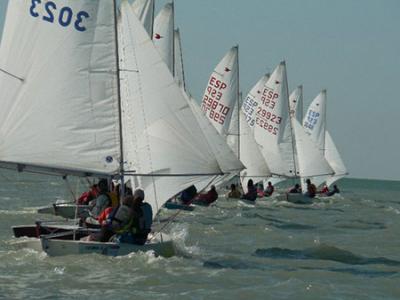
0,0,399,181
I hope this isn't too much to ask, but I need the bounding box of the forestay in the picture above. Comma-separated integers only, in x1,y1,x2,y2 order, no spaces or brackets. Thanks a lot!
201,46,239,137
153,2,174,75
131,0,154,37
0,1,120,177
119,2,223,214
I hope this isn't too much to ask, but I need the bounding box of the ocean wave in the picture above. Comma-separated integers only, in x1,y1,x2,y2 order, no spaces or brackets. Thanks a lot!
254,244,400,266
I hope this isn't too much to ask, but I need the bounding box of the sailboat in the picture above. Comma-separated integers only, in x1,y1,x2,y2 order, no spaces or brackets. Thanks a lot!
248,62,333,203
303,90,347,189
2,0,228,256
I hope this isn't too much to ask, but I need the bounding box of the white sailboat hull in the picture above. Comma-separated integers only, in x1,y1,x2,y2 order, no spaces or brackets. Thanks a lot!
39,231,175,257
37,204,90,219
276,193,313,204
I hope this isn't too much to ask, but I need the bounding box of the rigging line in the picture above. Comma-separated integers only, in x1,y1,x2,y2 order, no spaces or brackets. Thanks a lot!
0,68,24,82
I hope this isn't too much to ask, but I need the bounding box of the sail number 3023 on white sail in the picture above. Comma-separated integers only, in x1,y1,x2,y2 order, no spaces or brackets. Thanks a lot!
30,0,89,32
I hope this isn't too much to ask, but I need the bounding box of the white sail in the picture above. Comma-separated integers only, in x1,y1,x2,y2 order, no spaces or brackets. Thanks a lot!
119,2,223,213
289,85,303,123
291,119,334,191
201,46,239,137
131,0,154,37
187,98,244,173
253,62,296,177
242,74,270,127
325,131,348,187
153,2,174,75
239,112,271,192
0,1,120,176
303,90,327,154
174,28,186,90
226,93,240,157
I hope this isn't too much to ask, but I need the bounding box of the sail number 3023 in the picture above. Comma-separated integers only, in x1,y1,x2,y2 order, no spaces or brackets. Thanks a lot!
30,0,89,32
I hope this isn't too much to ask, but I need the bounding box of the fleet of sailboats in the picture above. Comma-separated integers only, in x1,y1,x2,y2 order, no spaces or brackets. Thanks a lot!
0,0,347,257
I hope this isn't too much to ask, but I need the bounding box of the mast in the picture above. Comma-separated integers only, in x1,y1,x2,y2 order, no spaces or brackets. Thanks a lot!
113,0,125,197
171,0,175,77
236,45,240,161
285,62,299,180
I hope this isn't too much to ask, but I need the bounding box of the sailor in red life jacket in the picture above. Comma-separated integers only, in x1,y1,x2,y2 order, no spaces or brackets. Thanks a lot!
319,184,329,194
193,185,218,205
77,184,99,205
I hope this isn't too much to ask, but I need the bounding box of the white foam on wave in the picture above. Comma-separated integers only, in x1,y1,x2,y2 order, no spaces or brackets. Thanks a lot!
0,208,37,215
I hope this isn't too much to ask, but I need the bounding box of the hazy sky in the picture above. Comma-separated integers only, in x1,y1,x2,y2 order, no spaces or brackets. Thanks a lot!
1,1,399,181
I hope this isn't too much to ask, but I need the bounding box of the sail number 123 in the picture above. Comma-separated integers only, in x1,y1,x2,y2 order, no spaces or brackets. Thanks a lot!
30,0,89,32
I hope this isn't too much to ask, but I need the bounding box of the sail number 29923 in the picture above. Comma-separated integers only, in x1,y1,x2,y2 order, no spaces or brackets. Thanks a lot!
30,0,89,32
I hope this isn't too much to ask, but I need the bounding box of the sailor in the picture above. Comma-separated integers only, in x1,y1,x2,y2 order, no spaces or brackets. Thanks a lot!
77,184,99,205
289,184,301,193
87,179,112,219
241,179,257,201
115,188,153,245
326,185,340,196
226,183,241,199
180,185,198,204
193,185,218,205
319,184,329,194
264,181,274,197
305,179,317,198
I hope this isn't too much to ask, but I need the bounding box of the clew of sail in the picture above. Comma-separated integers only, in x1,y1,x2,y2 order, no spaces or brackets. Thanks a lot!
131,0,154,38
0,1,120,177
153,2,174,75
201,46,239,137
119,2,223,214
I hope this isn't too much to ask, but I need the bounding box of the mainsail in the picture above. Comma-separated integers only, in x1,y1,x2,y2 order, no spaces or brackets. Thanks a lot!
153,2,174,75
201,46,239,137
0,1,120,177
253,62,296,177
240,74,272,190
303,90,327,154
289,85,303,123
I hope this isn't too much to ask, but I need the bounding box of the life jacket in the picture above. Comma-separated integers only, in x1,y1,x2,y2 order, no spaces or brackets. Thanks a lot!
108,191,119,208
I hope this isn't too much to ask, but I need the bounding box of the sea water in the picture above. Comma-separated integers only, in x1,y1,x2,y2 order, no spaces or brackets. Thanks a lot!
0,170,399,300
